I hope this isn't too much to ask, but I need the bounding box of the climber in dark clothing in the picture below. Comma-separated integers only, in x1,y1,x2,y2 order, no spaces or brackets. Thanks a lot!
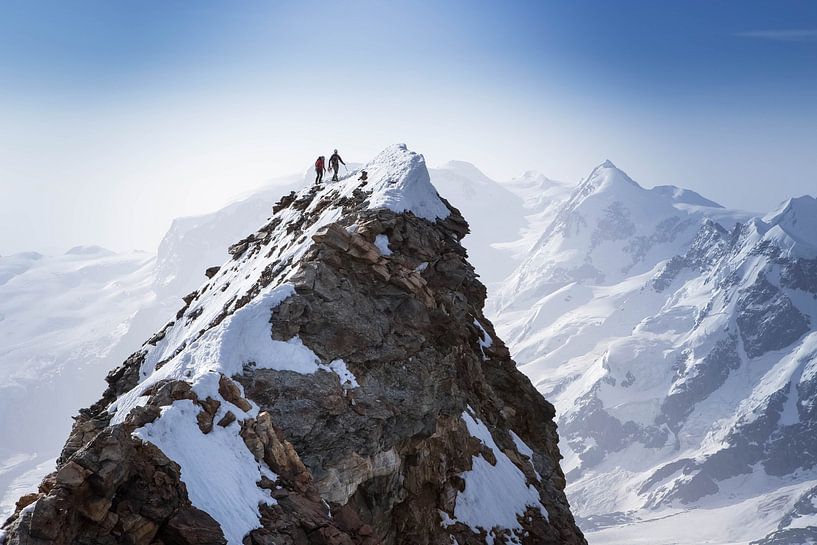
328,149,345,181
314,156,326,184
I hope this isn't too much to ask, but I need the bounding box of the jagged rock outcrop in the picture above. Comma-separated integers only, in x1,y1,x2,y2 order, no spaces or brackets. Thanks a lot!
1,145,584,545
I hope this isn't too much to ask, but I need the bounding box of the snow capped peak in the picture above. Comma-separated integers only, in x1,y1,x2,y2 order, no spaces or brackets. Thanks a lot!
578,160,642,196
761,194,817,254
508,170,566,191
764,195,817,226
2,143,585,545
364,143,450,221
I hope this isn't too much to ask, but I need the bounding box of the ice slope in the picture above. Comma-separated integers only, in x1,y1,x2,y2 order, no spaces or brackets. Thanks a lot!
490,163,817,544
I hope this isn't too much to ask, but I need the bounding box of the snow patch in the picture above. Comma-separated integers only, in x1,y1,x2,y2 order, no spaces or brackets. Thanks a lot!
447,410,548,542
474,319,493,360
374,234,392,256
510,431,543,482
134,400,276,545
324,359,359,389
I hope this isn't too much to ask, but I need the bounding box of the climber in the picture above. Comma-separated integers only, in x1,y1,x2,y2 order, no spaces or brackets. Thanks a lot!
328,149,345,181
314,156,326,185
358,170,368,182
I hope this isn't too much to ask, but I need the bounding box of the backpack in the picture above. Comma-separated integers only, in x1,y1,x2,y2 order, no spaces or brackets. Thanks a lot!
315,157,324,169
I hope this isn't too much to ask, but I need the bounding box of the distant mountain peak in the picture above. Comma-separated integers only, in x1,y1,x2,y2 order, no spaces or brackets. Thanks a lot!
436,159,494,185
578,160,642,195
65,245,115,256
762,194,817,252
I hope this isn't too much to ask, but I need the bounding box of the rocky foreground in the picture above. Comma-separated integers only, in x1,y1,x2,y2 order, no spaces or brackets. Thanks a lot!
1,145,585,545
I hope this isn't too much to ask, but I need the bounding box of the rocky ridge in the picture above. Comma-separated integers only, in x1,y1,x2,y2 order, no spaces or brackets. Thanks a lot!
1,145,584,545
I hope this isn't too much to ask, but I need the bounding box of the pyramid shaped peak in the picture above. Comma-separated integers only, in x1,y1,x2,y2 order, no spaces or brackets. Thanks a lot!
762,195,817,248
579,159,642,194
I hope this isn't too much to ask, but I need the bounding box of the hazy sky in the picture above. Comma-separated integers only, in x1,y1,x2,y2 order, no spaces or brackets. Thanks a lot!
1,0,816,254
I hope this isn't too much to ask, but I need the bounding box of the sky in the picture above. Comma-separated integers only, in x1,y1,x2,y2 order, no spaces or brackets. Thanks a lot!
1,0,816,254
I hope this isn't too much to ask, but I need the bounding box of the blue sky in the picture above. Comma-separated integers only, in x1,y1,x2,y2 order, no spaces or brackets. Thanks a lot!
1,0,815,253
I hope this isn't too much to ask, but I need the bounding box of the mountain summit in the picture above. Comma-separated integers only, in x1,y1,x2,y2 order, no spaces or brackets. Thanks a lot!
1,145,584,545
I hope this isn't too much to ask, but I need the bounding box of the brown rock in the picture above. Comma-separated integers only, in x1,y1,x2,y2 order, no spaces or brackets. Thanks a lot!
198,396,220,415
99,510,119,534
219,375,252,412
28,495,61,540
78,495,112,522
127,404,162,427
217,410,237,427
371,263,390,281
38,472,57,495
161,506,227,545
312,224,351,252
121,513,159,545
14,492,39,512
196,410,214,434
55,460,90,487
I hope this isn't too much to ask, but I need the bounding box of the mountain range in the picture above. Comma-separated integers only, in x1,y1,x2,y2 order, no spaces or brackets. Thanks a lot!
2,145,816,544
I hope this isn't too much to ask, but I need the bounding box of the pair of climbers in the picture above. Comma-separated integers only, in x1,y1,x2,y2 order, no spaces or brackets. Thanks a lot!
314,149,346,184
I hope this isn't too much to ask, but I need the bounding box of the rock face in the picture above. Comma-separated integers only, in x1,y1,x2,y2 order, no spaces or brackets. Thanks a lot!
1,145,585,545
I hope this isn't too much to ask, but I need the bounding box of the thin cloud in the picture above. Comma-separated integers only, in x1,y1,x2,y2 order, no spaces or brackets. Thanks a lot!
735,29,817,42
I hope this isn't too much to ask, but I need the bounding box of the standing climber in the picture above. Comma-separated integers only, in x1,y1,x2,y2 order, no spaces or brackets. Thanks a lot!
314,156,326,185
328,149,345,181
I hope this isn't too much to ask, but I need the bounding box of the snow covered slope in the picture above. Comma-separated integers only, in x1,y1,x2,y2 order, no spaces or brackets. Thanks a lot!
491,161,817,544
